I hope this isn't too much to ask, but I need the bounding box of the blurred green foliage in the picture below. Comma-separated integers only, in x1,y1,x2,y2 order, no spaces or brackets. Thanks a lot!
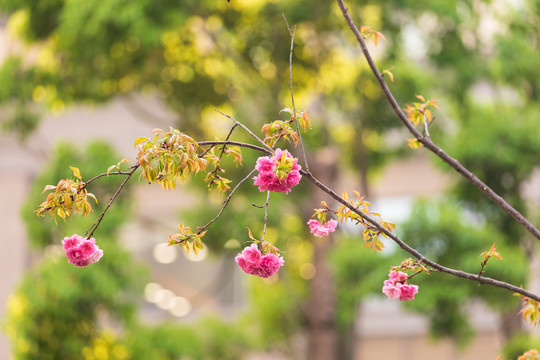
6,141,145,359
501,333,540,360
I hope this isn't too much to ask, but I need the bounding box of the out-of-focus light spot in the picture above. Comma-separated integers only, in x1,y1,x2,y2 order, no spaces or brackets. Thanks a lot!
205,15,223,32
32,86,46,102
183,244,208,262
153,243,177,264
299,263,316,280
169,297,191,317
110,43,125,58
144,282,162,303
51,99,65,116
125,37,140,52
156,289,175,310
224,239,240,249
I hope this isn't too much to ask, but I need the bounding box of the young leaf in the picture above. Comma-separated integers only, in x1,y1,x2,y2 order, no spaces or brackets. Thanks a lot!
70,166,82,180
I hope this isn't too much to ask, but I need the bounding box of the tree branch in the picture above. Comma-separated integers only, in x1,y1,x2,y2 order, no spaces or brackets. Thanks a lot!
196,168,258,234
198,140,272,155
214,109,274,152
84,165,138,239
335,0,540,242
302,169,540,302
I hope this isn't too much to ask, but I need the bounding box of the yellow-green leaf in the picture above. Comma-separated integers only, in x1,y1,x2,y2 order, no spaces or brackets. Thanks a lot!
70,166,82,180
134,137,149,147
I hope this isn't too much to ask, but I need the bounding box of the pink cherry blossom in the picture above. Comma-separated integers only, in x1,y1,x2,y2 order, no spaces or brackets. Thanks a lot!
255,156,275,173
399,284,419,301
241,244,262,265
62,234,104,267
381,271,419,301
382,280,401,300
62,235,82,249
389,271,408,283
235,245,284,278
253,149,302,194
307,219,338,237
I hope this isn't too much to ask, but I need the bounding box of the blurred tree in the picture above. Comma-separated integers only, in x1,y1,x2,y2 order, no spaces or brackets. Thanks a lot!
5,141,145,359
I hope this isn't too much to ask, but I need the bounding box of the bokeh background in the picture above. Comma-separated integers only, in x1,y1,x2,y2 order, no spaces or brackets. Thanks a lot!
1,0,540,359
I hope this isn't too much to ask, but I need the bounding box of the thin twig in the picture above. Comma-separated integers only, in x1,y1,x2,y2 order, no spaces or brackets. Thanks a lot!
261,191,271,241
335,0,540,242
196,168,258,234
198,140,272,155
214,109,274,152
282,13,310,172
422,114,431,140
83,167,139,187
205,124,240,187
301,169,540,302
85,166,138,239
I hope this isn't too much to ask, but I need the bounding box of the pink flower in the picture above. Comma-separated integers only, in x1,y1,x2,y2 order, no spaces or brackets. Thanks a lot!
259,254,285,276
286,170,301,188
241,244,262,265
87,248,103,264
389,271,408,283
382,280,401,300
307,219,338,237
255,156,275,173
253,149,302,194
381,271,419,302
62,234,103,267
235,245,284,278
79,240,97,257
399,284,419,301
254,172,277,192
62,234,82,250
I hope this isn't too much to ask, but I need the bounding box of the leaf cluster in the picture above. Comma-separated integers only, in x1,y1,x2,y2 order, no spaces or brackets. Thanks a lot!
335,191,395,252
35,166,97,222
136,128,207,190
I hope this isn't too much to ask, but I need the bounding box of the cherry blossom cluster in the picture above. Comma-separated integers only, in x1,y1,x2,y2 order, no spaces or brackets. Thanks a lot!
382,271,418,301
307,219,338,237
235,244,285,278
62,234,104,267
253,149,301,194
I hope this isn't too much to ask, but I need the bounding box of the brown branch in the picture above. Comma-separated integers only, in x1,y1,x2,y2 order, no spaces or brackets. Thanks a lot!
194,138,538,300
302,169,540,302
335,0,540,242
196,168,258,234
261,190,271,241
83,167,139,188
204,124,239,187
198,140,272,155
214,109,273,152
84,166,138,239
